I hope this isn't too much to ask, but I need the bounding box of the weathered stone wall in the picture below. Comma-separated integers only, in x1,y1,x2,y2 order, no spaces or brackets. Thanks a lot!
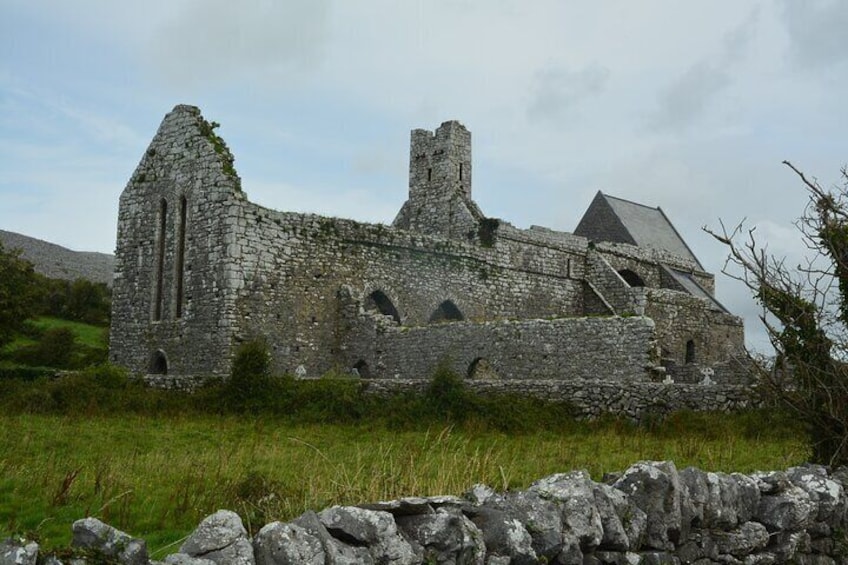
220,200,591,378
346,316,658,381
362,378,759,421
584,249,645,315
647,289,745,369
13,461,847,564
111,105,747,387
110,105,246,377
597,240,716,294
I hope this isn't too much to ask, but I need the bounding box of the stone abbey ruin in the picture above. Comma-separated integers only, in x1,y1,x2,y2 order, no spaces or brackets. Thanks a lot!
110,105,749,390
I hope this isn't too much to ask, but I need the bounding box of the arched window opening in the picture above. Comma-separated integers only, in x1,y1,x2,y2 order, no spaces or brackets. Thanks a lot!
153,199,167,321
467,357,496,380
175,196,187,318
149,350,168,375
429,300,464,324
364,290,401,324
618,269,645,287
685,340,696,364
352,360,371,378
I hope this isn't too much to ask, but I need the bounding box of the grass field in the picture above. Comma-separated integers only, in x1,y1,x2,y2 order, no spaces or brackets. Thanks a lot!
0,411,807,558
1,317,107,355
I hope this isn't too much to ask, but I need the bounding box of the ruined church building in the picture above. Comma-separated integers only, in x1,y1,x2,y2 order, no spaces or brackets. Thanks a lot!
110,105,747,385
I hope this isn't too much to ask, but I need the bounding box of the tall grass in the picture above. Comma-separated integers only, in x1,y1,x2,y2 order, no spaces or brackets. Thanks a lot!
0,361,808,556
0,410,806,556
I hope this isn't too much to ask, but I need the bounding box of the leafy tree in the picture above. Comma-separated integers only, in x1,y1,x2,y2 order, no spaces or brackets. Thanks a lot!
0,242,39,345
708,162,848,466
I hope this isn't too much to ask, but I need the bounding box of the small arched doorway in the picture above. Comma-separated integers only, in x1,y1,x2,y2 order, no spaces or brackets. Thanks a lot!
429,300,464,323
352,360,371,378
149,350,168,375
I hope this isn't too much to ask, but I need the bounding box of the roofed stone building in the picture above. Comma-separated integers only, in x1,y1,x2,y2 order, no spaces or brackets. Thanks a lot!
110,105,747,385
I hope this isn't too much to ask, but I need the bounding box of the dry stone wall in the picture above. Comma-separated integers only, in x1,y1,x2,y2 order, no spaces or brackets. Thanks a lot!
8,461,847,564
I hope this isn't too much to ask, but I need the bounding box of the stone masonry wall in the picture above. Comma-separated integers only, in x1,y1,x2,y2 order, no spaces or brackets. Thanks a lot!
110,105,246,377
647,289,745,369
349,316,659,381
225,201,588,377
13,461,848,564
111,105,747,387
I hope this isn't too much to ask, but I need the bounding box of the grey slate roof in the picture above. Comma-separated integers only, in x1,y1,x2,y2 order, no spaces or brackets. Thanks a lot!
575,191,703,269
663,266,728,312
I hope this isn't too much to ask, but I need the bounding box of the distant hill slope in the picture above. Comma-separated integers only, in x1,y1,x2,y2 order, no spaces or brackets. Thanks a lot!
0,229,114,286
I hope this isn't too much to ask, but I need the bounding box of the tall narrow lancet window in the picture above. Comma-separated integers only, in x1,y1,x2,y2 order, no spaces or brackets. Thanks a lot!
175,196,187,318
153,198,167,321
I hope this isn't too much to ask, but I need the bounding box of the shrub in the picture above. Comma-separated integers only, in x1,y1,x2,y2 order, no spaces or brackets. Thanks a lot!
425,362,474,422
221,339,278,413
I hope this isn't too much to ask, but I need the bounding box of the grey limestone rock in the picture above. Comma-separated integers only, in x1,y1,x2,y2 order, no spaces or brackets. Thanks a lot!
590,551,642,565
679,468,760,530
71,517,148,565
767,530,811,562
253,521,324,565
396,507,485,564
0,537,39,565
318,505,419,564
361,495,467,517
464,484,497,506
593,482,646,551
755,485,816,532
749,471,792,496
786,465,846,526
613,461,683,551
180,509,254,565
490,490,567,562
528,469,603,551
712,521,770,557
162,554,216,565
465,506,537,564
293,510,373,564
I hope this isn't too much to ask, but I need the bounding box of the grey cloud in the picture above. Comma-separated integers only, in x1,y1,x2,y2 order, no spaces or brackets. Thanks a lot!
779,0,848,69
648,9,758,132
526,65,610,123
148,0,330,87
648,61,731,132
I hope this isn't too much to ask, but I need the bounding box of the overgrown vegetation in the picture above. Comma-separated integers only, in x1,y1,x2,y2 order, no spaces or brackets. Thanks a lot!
198,118,240,187
708,162,848,466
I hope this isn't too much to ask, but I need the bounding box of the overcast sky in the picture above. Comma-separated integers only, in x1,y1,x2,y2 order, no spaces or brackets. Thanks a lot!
3,0,848,352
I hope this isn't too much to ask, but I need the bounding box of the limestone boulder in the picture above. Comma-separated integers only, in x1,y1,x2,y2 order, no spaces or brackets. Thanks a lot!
712,521,770,557
613,461,682,550
71,517,148,565
786,465,846,527
293,510,373,564
679,467,760,530
756,485,816,532
317,506,419,564
253,522,324,565
0,537,39,565
465,506,537,564
180,510,254,564
396,507,485,564
528,469,604,551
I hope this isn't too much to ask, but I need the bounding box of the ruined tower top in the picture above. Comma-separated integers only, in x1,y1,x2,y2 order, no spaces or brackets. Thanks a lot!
408,120,472,200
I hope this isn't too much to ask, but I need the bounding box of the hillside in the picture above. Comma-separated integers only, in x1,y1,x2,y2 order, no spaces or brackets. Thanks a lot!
0,229,114,286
